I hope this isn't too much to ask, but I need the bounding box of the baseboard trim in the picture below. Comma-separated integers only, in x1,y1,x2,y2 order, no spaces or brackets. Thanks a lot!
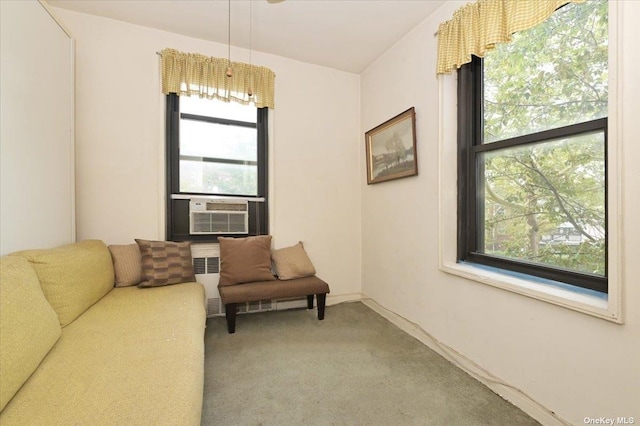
327,293,362,305
361,297,571,426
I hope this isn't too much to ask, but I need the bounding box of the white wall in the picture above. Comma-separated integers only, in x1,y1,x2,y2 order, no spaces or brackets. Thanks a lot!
50,8,362,301
361,1,639,424
0,0,75,255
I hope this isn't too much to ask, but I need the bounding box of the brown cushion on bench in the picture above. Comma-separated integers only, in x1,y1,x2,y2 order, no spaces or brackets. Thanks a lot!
218,236,276,286
218,276,330,305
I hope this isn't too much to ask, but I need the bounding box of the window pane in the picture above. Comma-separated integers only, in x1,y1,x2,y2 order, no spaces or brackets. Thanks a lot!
480,132,605,276
180,120,257,162
181,96,256,123
180,160,257,196
483,0,608,143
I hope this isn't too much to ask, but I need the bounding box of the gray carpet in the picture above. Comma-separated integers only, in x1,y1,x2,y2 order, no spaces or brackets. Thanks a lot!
202,302,539,426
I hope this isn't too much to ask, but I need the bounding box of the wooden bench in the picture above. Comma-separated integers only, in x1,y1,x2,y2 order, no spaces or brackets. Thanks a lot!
218,275,330,333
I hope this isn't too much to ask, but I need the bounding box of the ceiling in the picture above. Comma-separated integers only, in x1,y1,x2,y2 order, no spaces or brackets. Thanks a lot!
46,0,446,74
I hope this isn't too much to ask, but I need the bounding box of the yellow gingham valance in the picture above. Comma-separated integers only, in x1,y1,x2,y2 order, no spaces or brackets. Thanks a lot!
436,0,585,74
160,48,275,109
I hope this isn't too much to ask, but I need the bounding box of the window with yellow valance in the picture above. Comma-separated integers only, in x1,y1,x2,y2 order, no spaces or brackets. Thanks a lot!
159,48,275,109
436,0,585,75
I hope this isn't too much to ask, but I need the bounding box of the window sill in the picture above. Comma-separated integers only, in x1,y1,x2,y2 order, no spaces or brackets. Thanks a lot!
439,261,620,323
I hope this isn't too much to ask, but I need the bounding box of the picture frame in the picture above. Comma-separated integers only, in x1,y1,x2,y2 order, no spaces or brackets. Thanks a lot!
365,107,417,185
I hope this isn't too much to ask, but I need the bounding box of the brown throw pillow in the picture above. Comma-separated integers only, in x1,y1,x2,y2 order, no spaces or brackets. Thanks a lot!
135,239,196,288
218,235,276,287
271,241,316,280
108,243,142,287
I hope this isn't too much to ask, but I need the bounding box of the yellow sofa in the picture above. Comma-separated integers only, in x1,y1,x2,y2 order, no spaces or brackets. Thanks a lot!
0,240,206,425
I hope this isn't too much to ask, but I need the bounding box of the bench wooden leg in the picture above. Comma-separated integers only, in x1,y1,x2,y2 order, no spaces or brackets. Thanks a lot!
225,303,237,334
317,293,326,320
307,294,314,309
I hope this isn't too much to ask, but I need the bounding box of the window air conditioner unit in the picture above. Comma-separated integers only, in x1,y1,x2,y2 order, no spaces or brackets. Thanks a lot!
189,199,249,235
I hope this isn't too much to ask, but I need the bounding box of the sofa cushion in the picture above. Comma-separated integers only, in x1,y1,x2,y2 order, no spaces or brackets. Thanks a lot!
109,243,142,287
0,283,206,425
0,256,62,411
136,239,196,288
13,240,114,327
271,241,317,280
218,235,276,287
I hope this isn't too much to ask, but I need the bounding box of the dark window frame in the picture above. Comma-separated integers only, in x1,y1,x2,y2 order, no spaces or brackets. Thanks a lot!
165,93,269,242
457,57,608,294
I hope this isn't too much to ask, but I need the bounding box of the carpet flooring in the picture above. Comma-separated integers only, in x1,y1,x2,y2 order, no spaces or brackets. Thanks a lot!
201,302,539,426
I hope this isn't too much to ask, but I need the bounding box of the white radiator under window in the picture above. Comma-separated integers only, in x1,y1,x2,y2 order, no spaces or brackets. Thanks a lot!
191,243,307,317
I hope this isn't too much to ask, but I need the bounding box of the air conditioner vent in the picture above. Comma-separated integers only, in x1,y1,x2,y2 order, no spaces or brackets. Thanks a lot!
206,298,273,317
206,257,219,273
207,298,222,315
193,257,206,275
206,202,247,212
189,199,248,235
193,257,219,276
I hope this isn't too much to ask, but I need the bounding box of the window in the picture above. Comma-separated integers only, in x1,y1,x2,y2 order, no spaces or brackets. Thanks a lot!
457,0,608,293
166,94,268,242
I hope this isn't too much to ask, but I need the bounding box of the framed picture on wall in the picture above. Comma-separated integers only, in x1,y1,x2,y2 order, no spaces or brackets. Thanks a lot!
365,107,417,184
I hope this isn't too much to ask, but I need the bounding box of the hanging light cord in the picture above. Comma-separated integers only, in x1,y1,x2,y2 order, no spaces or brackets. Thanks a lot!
248,0,253,96
226,0,233,77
